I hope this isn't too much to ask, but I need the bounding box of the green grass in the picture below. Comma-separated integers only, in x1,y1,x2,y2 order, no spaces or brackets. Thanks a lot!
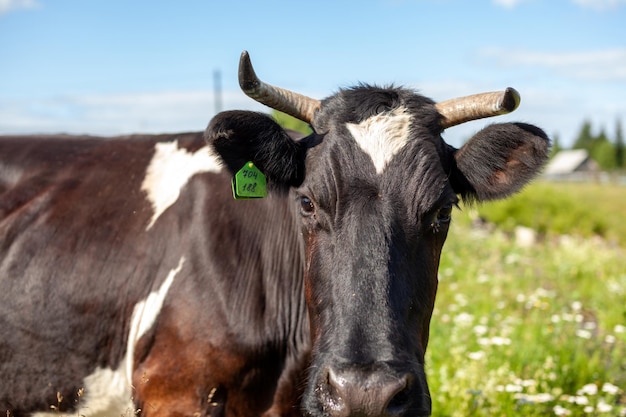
473,181,626,246
426,182,626,416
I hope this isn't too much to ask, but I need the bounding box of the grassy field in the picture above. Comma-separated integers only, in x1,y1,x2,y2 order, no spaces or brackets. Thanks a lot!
473,181,626,247
427,181,626,416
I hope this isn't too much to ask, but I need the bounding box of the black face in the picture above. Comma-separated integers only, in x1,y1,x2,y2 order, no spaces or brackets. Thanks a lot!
298,87,457,417
207,82,550,417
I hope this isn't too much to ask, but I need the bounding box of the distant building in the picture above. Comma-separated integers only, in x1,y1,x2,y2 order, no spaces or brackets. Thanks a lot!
543,149,600,181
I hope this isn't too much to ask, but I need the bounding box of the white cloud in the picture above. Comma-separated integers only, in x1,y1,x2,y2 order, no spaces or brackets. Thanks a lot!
472,47,626,146
479,47,626,81
0,80,622,150
572,0,626,10
492,0,626,10
0,90,266,136
492,0,530,8
0,0,39,15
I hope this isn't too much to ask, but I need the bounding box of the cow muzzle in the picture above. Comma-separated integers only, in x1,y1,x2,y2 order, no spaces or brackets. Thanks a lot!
311,365,431,417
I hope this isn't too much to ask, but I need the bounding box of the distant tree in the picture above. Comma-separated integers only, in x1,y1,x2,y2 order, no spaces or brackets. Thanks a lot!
573,120,595,151
573,121,618,171
616,119,624,169
593,140,617,171
596,127,609,144
549,132,562,158
271,110,313,135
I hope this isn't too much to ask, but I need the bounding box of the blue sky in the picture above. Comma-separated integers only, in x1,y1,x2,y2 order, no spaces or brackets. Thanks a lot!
1,0,625,147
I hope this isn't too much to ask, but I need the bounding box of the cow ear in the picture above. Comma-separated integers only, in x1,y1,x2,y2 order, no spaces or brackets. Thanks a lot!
205,110,307,190
449,122,550,201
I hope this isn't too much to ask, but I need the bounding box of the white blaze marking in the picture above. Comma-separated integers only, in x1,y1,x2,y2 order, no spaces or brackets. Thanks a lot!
346,106,412,174
125,256,185,385
142,140,222,230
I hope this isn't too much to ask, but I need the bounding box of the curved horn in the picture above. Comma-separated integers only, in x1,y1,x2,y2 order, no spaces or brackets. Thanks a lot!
435,87,521,129
238,51,321,124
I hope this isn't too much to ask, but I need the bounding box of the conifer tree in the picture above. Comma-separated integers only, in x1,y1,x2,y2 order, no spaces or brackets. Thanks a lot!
573,120,594,151
616,119,624,169
549,133,562,158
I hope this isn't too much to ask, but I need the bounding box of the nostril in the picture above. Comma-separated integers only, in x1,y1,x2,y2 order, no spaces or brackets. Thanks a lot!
385,374,412,415
323,368,416,417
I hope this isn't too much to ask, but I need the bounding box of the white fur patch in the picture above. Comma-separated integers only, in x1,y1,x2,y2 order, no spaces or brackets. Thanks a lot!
30,258,186,417
125,256,185,385
346,106,412,174
142,140,222,230
31,368,133,417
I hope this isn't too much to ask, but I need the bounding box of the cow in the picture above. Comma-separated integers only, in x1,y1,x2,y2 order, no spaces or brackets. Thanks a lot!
0,51,549,417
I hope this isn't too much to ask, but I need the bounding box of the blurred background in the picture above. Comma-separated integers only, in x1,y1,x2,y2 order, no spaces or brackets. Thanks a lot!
2,1,625,415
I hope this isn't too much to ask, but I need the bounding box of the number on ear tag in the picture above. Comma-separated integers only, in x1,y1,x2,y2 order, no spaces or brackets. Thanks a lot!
232,161,267,200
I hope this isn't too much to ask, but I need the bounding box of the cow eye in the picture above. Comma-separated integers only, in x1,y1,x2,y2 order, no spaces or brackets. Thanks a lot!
300,196,315,216
375,103,392,114
437,203,453,224
431,203,453,233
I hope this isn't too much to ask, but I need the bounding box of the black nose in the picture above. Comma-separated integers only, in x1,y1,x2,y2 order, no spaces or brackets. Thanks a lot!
323,367,416,417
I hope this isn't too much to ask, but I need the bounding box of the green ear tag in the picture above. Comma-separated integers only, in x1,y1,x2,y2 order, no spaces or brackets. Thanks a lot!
232,161,267,200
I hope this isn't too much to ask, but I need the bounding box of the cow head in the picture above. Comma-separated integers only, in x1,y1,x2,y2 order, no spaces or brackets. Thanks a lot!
206,51,549,417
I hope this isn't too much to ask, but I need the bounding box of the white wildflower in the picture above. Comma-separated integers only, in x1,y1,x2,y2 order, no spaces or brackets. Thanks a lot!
577,383,598,396
515,393,554,403
505,254,520,264
583,321,596,330
454,293,468,306
571,301,583,311
605,335,616,344
534,393,555,403
576,329,592,339
567,395,589,405
504,384,523,392
536,287,554,298
467,351,485,360
601,382,619,395
478,336,511,346
491,336,511,345
515,378,537,387
473,324,488,336
453,312,474,326
597,400,613,413
554,405,572,416
607,279,623,295
614,324,625,334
